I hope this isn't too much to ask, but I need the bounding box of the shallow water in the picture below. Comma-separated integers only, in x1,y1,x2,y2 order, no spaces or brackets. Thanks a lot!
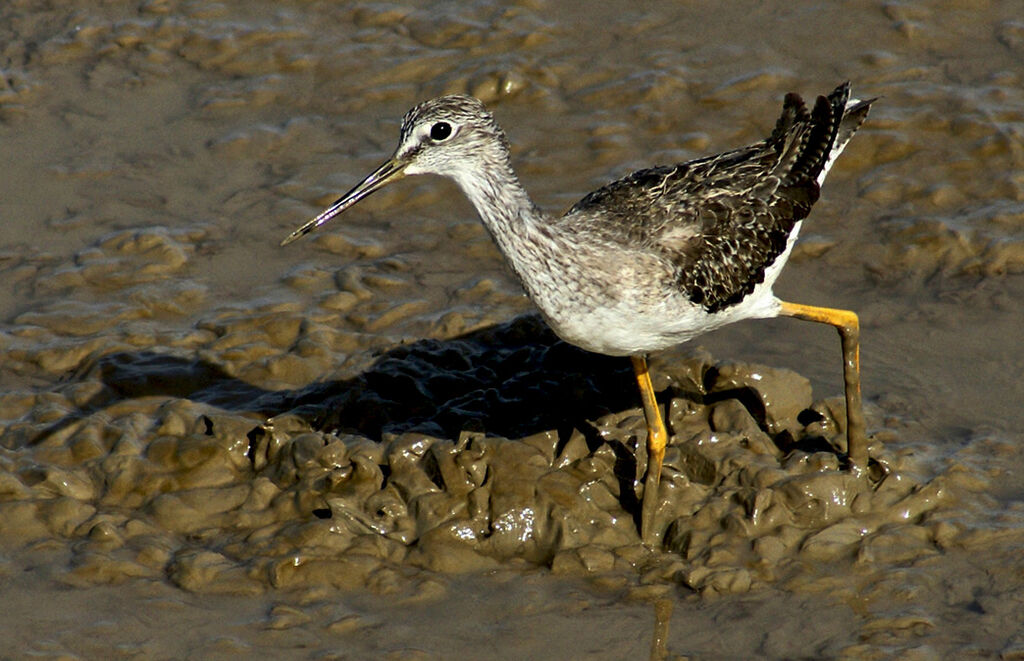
1,0,1023,658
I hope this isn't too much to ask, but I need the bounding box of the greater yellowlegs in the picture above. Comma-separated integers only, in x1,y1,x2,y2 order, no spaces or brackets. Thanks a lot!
282,82,874,544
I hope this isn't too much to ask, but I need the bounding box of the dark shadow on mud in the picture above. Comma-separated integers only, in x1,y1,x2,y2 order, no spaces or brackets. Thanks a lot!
34,315,642,446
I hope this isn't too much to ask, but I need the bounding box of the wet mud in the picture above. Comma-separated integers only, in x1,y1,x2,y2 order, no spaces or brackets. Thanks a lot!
1,0,1023,658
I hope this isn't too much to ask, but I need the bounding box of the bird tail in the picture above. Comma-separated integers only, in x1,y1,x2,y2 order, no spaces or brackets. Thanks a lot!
768,82,875,187
818,88,875,186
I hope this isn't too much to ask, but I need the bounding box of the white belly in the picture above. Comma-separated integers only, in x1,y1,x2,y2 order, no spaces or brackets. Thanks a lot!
535,220,803,356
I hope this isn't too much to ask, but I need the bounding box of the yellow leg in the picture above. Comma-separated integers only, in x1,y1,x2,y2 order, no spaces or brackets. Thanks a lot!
779,301,867,472
631,355,668,545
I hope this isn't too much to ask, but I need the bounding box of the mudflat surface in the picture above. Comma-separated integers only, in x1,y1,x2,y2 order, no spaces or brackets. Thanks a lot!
1,1,1022,658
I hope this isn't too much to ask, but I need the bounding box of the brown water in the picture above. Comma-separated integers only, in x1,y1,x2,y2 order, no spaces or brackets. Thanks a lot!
1,0,1023,658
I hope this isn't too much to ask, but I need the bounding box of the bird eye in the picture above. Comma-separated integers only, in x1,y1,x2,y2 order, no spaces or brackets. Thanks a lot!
429,121,453,141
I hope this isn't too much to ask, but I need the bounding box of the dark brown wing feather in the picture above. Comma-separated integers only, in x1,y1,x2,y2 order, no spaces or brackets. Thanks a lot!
565,83,862,313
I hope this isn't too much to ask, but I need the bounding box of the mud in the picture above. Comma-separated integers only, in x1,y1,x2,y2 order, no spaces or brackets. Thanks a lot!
1,0,1023,658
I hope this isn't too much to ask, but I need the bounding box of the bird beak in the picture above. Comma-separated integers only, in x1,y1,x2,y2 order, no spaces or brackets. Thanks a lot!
280,156,408,246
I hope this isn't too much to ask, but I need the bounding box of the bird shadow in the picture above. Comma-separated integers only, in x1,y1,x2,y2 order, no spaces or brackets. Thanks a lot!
32,315,642,454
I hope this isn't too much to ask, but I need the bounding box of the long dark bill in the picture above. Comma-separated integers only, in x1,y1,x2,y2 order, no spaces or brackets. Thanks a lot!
280,157,407,246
